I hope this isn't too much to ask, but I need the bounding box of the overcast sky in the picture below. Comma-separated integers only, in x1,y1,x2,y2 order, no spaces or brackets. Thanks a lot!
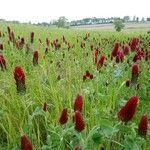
0,0,149,23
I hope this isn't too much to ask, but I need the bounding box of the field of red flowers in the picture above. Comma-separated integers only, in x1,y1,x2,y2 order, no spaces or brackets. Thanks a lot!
0,23,150,150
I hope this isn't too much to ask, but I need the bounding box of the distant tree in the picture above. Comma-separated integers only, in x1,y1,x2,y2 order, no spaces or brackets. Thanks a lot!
136,17,139,23
82,18,91,25
123,16,130,22
56,16,69,28
0,19,6,22
11,20,20,24
113,19,125,32
141,17,145,22
147,18,150,21
133,16,136,22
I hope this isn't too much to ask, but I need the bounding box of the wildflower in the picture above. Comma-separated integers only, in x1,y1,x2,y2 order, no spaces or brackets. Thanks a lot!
97,55,106,69
74,94,83,112
129,38,139,50
30,32,34,43
13,66,26,92
74,111,85,132
59,108,68,125
138,114,148,137
33,51,38,66
93,48,100,64
89,74,94,79
74,146,81,150
46,38,50,46
133,54,141,62
90,44,94,50
117,96,138,123
125,80,131,87
111,42,120,58
0,55,6,71
21,134,32,150
0,43,3,50
43,102,48,112
45,48,48,54
131,64,139,84
123,45,129,55
85,70,90,77
57,75,61,80
83,71,93,81
83,75,87,81
21,38,25,45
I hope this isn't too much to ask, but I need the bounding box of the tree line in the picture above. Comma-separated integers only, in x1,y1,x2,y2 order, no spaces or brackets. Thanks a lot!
0,16,150,28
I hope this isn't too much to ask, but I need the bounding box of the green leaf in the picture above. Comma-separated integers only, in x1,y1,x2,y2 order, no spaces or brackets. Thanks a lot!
92,132,102,144
99,119,118,137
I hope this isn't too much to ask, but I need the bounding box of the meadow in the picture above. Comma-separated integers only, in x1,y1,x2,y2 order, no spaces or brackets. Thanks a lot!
0,23,150,150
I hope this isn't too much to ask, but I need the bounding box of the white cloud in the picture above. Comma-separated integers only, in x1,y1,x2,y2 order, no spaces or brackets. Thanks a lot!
0,0,149,23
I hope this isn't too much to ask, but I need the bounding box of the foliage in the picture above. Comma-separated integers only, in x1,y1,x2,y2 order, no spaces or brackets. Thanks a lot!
113,19,125,32
55,16,69,28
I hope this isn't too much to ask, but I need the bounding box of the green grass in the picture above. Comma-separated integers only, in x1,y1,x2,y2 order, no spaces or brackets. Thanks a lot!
0,23,150,150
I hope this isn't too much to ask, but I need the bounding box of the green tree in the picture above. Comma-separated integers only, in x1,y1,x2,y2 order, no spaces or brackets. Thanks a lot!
123,16,130,22
113,19,125,32
56,16,69,28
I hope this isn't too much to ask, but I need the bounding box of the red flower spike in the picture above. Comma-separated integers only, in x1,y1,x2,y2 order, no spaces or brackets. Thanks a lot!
115,51,124,63
93,48,100,64
74,111,85,132
74,146,81,150
85,70,90,77
21,134,32,150
21,38,25,45
43,102,48,112
129,38,139,51
74,94,83,112
0,55,7,71
97,55,106,69
59,108,68,125
131,64,139,84
33,51,38,66
111,42,120,57
89,74,94,79
138,114,148,137
63,35,66,42
132,64,139,74
45,48,48,54
56,39,58,43
133,54,141,62
83,75,87,81
123,45,129,55
115,54,120,63
90,44,94,50
125,80,131,87
13,66,26,93
30,32,34,43
117,96,138,123
46,38,50,46
0,43,3,50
